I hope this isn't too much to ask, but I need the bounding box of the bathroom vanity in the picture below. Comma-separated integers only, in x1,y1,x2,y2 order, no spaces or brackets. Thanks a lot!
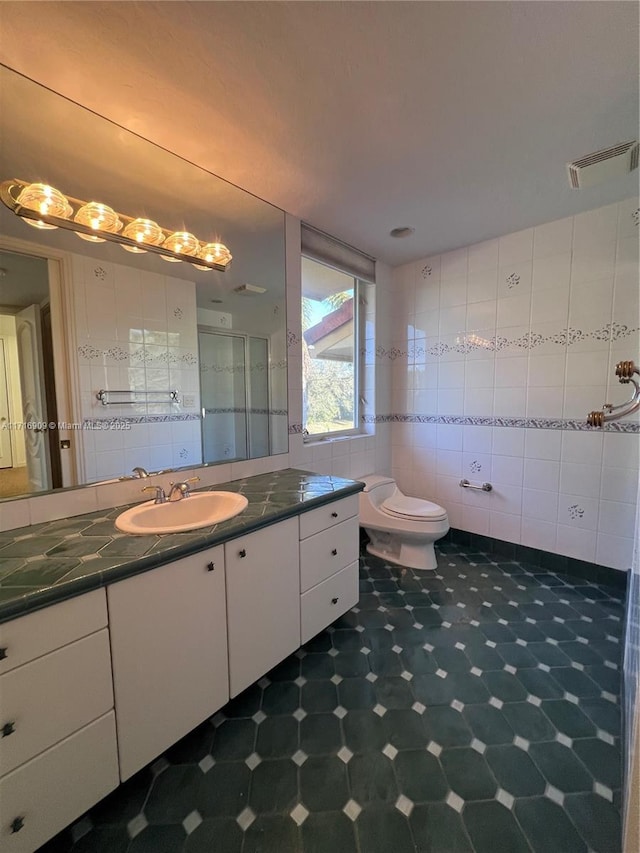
0,469,363,852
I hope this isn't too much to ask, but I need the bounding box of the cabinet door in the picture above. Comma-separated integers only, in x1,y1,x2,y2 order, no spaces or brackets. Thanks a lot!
226,518,300,697
108,546,227,780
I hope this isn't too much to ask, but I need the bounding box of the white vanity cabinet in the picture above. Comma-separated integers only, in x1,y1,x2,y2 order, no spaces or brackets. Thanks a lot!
299,494,360,643
108,545,228,780
225,517,300,697
0,591,119,853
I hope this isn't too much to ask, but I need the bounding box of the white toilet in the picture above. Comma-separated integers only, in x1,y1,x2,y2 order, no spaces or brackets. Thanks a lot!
359,474,449,571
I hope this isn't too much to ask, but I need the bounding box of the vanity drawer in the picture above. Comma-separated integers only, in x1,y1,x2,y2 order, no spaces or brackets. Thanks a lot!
301,561,359,644
300,518,359,593
0,589,108,675
0,629,114,777
299,494,359,540
0,711,119,853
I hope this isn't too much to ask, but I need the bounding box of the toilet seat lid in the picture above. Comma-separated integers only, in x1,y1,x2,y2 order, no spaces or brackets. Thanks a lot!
381,494,448,521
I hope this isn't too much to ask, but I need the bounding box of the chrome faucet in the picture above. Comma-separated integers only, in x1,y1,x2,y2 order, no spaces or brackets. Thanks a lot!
168,477,200,501
131,466,150,478
142,485,167,504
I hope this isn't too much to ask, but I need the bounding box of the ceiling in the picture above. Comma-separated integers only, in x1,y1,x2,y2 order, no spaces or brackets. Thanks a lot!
1,1,638,266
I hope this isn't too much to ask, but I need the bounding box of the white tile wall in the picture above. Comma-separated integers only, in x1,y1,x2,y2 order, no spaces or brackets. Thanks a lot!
391,197,639,571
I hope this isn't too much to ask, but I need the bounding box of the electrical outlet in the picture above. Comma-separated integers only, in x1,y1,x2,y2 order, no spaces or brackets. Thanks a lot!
183,394,196,408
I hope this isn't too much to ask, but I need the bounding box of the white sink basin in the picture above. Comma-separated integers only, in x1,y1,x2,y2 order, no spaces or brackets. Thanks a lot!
115,492,249,534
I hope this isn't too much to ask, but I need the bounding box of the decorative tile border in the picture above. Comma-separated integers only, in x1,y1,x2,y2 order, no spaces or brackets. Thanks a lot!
204,408,288,417
77,344,197,366
289,423,304,434
369,321,639,361
200,360,287,374
82,414,201,427
362,413,640,432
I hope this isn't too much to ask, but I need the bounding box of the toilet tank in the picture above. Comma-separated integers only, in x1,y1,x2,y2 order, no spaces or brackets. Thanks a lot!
359,474,396,509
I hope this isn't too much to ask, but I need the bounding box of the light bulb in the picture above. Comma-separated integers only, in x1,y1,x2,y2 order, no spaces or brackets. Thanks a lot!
16,183,73,230
74,202,123,242
194,242,232,269
121,218,164,253
161,231,199,262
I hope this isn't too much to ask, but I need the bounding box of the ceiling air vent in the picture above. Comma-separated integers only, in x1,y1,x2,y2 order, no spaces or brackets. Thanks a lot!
567,140,638,188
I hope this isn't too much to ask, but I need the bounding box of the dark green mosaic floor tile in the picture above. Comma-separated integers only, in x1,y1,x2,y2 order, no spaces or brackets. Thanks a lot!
515,667,564,699
423,705,472,747
440,748,497,801
356,804,416,853
573,738,622,789
369,650,405,677
400,645,438,674
303,632,332,652
515,797,587,853
299,756,349,811
374,675,414,708
342,709,387,753
579,697,622,736
481,670,528,702
301,811,357,853
561,641,606,666
382,709,430,750
211,719,256,759
127,825,186,853
72,824,130,853
255,716,298,758
266,656,300,682
223,684,262,718
463,800,531,853
196,761,251,818
90,768,153,825
365,626,396,650
332,629,362,651
508,621,547,643
485,744,546,795
145,765,201,823
300,652,334,680
409,802,473,852
479,622,518,644
564,792,622,853
394,746,449,802
464,643,505,670
301,679,337,713
248,758,297,813
586,665,621,693
462,705,514,744
549,666,601,698
528,741,594,793
183,818,242,853
261,681,299,715
242,815,299,853
496,642,538,668
299,713,342,755
413,673,457,706
347,752,398,804
541,700,596,738
165,722,215,765
534,620,576,641
433,646,471,672
448,672,491,704
500,701,556,742
334,649,370,678
356,608,387,628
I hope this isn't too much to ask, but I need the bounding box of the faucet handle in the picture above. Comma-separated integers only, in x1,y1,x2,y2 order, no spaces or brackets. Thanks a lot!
142,485,166,504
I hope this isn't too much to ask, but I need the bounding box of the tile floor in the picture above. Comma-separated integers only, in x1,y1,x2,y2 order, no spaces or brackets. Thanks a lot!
41,541,625,853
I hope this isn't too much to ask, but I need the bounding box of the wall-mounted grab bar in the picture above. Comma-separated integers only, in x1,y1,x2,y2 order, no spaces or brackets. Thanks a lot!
587,360,640,426
459,479,493,492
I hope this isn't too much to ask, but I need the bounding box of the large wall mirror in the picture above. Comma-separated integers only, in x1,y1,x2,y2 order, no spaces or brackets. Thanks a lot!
0,66,288,500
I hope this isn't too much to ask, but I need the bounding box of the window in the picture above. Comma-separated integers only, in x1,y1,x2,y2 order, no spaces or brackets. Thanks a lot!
301,256,362,437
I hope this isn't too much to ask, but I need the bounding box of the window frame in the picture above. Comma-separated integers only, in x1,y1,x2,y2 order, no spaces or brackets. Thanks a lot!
301,258,364,441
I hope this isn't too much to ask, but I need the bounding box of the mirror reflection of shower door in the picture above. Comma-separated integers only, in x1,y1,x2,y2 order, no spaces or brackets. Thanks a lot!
248,337,270,459
15,304,51,491
199,331,248,463
198,328,271,464
0,341,13,468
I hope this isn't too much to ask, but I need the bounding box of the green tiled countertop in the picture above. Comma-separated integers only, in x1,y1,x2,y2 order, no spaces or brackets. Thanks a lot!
0,469,364,624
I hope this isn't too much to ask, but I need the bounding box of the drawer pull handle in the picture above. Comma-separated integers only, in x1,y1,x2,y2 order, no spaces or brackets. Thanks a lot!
207,562,215,572
239,549,247,558
331,597,339,605
10,816,24,834
331,549,338,556
2,721,15,737
331,512,338,518
0,647,7,661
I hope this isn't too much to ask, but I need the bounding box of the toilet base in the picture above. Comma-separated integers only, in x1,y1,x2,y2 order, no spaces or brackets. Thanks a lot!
365,538,438,571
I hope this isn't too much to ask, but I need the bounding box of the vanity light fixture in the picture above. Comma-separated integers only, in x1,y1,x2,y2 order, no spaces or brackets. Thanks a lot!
0,179,232,271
